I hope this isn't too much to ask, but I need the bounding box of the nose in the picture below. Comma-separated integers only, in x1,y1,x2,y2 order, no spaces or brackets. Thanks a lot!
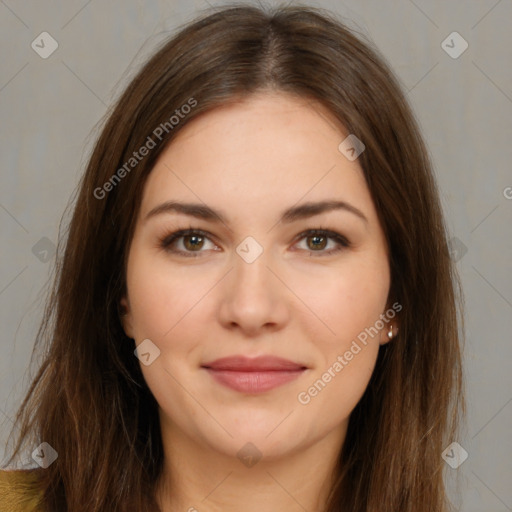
217,248,290,336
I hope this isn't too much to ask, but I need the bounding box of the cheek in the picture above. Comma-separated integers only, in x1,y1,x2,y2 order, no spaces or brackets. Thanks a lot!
126,255,208,403
296,276,385,426
298,347,378,432
126,251,213,340
297,258,390,344
293,257,389,424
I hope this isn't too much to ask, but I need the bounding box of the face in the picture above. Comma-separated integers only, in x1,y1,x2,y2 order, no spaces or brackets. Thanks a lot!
120,91,398,461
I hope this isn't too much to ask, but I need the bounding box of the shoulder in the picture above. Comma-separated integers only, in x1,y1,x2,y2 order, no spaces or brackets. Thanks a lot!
0,468,45,512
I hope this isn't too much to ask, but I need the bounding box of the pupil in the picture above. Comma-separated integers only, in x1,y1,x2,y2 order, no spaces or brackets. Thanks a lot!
186,235,203,250
309,235,326,250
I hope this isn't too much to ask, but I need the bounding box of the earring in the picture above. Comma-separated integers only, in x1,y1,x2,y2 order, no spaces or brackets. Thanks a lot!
387,326,394,339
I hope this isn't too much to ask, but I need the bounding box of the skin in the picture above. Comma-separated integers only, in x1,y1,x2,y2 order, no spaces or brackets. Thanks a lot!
120,91,399,512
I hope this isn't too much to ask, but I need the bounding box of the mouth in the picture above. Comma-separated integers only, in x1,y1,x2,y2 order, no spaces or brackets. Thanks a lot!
201,355,308,393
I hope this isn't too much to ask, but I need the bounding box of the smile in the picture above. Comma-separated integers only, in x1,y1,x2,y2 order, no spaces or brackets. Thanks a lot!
201,355,308,393
204,368,306,393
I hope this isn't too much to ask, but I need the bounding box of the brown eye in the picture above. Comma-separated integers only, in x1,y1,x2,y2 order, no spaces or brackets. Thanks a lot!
183,234,205,251
160,228,217,257
294,229,350,256
160,227,350,258
306,234,328,250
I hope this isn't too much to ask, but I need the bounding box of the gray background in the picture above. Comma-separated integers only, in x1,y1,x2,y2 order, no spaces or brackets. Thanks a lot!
1,0,511,510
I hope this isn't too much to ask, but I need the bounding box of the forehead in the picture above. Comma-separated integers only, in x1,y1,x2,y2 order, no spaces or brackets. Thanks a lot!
139,91,376,227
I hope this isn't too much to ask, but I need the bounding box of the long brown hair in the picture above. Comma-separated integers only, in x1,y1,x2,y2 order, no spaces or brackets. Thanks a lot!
4,4,465,511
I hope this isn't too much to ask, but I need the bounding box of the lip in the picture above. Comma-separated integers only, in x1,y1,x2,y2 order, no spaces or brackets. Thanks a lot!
201,355,307,393
202,355,306,371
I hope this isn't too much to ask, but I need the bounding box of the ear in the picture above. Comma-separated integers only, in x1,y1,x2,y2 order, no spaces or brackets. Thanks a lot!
119,295,134,339
379,315,400,346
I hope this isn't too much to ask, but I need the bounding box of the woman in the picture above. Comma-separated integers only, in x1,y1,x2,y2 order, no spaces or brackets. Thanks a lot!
1,3,465,511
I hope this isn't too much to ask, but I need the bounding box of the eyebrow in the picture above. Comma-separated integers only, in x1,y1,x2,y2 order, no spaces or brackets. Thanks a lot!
144,199,368,226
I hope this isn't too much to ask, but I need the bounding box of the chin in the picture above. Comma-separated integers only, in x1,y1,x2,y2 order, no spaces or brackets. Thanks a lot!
199,416,306,461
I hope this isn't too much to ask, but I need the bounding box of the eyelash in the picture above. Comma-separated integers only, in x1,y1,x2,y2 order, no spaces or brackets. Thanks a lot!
158,226,351,258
